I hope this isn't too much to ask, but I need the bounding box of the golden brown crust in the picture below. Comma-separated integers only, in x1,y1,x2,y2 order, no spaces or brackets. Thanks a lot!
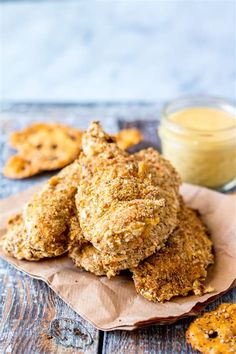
131,203,214,302
69,242,116,277
22,161,81,257
68,215,135,278
67,215,84,252
133,148,181,245
69,122,180,276
68,214,121,277
3,155,41,179
1,214,45,260
186,303,236,354
2,160,82,260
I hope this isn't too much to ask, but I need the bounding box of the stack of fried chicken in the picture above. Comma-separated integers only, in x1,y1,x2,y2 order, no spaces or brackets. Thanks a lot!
1,122,214,302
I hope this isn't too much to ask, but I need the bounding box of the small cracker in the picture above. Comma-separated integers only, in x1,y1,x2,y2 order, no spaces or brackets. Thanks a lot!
3,155,41,179
186,303,236,354
8,123,83,172
115,129,143,150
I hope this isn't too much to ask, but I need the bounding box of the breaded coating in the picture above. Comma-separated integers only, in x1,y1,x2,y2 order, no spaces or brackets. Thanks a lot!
0,214,43,260
134,148,181,241
70,143,181,277
132,203,214,302
21,160,81,258
69,241,110,276
2,161,81,260
68,215,125,277
186,303,236,354
68,215,118,277
73,122,180,275
67,215,84,252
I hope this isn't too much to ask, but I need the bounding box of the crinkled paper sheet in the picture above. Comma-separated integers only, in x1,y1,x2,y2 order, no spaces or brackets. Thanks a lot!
0,183,235,331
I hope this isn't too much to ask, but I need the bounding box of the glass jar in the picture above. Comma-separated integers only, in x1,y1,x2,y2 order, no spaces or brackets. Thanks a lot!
158,96,236,191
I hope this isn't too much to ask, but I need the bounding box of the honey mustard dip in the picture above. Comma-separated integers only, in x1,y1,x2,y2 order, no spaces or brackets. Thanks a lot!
159,97,236,191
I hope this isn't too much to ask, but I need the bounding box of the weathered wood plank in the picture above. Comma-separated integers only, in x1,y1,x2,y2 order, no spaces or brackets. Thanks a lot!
0,258,100,354
102,289,235,354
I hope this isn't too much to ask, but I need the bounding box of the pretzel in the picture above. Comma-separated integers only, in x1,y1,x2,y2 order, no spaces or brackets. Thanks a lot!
186,303,236,353
4,123,83,178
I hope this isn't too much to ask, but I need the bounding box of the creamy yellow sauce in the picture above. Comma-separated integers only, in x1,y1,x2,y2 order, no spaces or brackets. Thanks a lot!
159,107,236,189
171,107,236,131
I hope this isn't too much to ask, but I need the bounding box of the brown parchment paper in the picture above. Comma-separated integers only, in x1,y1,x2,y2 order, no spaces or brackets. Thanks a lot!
0,183,235,331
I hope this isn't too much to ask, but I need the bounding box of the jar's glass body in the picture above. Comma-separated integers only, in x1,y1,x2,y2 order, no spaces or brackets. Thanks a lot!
159,97,236,191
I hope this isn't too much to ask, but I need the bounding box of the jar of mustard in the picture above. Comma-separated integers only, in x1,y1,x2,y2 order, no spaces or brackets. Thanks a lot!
159,96,236,191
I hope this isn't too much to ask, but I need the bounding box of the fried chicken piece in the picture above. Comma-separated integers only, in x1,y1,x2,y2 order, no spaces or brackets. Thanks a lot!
70,244,115,276
131,202,214,302
67,215,105,274
133,148,181,240
20,160,81,258
70,142,181,277
0,214,44,260
72,122,180,275
68,211,133,278
68,217,110,276
68,215,129,277
2,160,81,260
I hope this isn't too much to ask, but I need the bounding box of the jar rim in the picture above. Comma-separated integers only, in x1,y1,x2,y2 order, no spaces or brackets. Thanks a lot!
161,95,236,135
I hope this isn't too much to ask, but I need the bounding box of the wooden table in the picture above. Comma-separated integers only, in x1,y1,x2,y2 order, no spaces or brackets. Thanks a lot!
0,103,235,354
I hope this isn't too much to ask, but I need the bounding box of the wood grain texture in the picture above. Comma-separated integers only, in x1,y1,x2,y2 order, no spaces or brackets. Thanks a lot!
0,258,99,354
0,103,235,354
